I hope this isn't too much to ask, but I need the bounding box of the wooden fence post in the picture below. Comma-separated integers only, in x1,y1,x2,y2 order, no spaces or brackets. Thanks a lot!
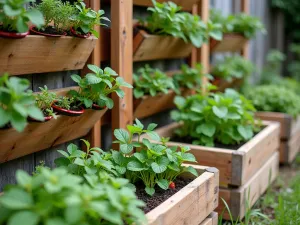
241,0,250,59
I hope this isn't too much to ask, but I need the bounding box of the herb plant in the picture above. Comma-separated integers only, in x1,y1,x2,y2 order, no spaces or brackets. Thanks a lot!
133,65,175,99
140,0,222,48
35,85,57,118
0,167,146,225
69,64,132,109
171,89,259,147
0,0,44,33
210,9,265,39
72,0,110,38
0,74,44,132
245,85,300,118
55,96,76,110
212,55,254,81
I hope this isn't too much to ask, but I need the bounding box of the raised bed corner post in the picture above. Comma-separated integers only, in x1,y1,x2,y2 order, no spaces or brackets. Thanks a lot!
81,0,101,147
241,0,249,59
111,0,133,141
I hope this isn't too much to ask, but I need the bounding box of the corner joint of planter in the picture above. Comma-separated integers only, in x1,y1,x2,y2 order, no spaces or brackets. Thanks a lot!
205,167,219,174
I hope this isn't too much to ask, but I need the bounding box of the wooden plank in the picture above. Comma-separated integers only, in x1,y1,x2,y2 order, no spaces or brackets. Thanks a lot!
241,0,249,58
0,108,108,163
111,0,133,131
0,35,97,75
147,165,219,225
133,29,193,62
212,77,243,92
133,0,200,11
280,129,300,164
199,212,218,225
210,34,248,53
218,152,279,220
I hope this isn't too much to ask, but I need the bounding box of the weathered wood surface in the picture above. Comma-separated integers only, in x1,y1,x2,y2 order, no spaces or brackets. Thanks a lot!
133,0,200,11
147,164,219,225
133,29,193,62
199,212,218,225
210,34,248,53
218,152,279,220
150,121,280,187
212,77,243,92
280,129,300,164
0,35,97,75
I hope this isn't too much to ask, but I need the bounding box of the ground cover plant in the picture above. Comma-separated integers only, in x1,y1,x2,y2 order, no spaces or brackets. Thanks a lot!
171,89,259,147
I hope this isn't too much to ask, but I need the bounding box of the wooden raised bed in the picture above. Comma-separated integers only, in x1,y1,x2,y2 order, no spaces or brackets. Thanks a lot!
218,151,279,220
133,0,200,11
133,29,193,62
146,164,219,225
210,33,248,53
255,112,300,164
150,121,280,187
0,86,107,163
199,212,218,225
0,35,97,75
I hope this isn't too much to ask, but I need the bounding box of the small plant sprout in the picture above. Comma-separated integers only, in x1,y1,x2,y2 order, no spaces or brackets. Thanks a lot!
35,85,57,118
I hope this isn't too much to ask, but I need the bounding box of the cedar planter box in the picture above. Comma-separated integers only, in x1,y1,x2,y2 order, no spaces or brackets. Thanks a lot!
150,121,280,187
133,28,193,62
133,0,200,11
255,112,300,164
218,151,279,220
210,33,248,53
212,77,243,92
146,164,219,225
199,212,218,225
0,35,97,75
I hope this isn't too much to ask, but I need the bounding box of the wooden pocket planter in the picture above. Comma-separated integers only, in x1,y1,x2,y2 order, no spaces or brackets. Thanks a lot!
133,28,193,62
0,35,97,75
210,33,248,53
133,0,200,11
255,112,300,164
212,77,243,92
146,164,219,225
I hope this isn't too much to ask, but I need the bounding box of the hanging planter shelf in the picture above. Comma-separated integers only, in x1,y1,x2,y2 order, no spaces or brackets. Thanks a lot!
133,0,200,11
210,33,248,53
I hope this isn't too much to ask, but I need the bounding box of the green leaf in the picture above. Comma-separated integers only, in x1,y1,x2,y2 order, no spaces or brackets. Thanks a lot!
16,170,32,188
196,123,216,137
45,218,66,225
134,152,147,163
16,17,28,33
27,107,44,121
181,153,197,162
112,151,126,165
86,74,102,84
185,166,198,177
115,88,125,98
237,125,253,140
127,160,146,171
26,9,44,28
104,97,114,109
116,165,126,174
147,123,157,131
3,5,21,16
133,89,144,99
87,64,102,74
104,67,118,76
134,118,144,129
8,211,39,225
145,187,155,196
74,158,85,166
156,179,169,190
212,106,228,118
151,161,167,174
70,74,82,83
114,129,129,143
0,189,33,209
0,107,10,127
147,131,161,141
174,96,186,108
120,143,134,154
65,206,82,224
127,125,142,134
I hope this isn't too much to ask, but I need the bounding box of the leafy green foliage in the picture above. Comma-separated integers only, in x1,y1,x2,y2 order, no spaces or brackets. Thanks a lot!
35,85,57,118
34,0,76,32
0,0,44,33
69,64,132,109
133,65,175,98
212,55,255,81
0,167,146,225
287,44,300,82
245,85,300,118
111,119,198,196
54,96,76,110
72,0,110,38
210,9,265,39
0,74,44,132
171,89,259,146
139,0,222,48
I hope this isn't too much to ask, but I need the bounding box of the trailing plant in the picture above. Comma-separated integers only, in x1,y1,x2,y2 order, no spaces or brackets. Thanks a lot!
245,85,300,118
69,64,132,109
133,65,175,98
210,9,265,39
0,0,44,33
173,63,213,94
0,167,146,225
0,74,44,132
212,55,255,81
72,0,110,38
139,0,222,48
35,85,57,118
171,89,259,147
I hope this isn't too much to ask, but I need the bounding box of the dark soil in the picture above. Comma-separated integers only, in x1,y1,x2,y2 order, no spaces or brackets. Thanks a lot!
0,25,17,33
136,177,194,213
32,26,65,35
73,27,87,35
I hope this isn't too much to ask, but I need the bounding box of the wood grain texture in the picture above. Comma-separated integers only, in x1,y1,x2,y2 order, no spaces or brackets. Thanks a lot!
280,129,300,164
146,164,219,225
210,34,248,53
199,212,218,225
133,29,193,62
0,35,97,75
241,0,249,58
150,121,280,187
133,0,200,11
218,152,279,220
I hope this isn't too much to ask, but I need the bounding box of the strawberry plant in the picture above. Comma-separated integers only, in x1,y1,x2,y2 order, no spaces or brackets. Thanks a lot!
245,85,300,118
133,65,175,98
68,64,132,109
171,89,259,147
0,167,146,225
139,0,222,48
0,74,44,132
35,85,57,118
212,55,254,81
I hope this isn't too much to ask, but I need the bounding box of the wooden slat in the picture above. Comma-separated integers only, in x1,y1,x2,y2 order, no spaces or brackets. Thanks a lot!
133,0,200,11
280,129,300,164
133,29,193,62
0,35,97,75
199,212,218,225
146,165,219,225
218,152,279,220
111,0,133,131
241,0,249,58
210,34,248,53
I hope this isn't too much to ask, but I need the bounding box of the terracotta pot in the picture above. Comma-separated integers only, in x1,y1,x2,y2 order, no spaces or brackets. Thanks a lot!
70,27,91,38
92,104,107,110
30,26,66,37
28,115,53,122
0,29,29,38
52,104,85,116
